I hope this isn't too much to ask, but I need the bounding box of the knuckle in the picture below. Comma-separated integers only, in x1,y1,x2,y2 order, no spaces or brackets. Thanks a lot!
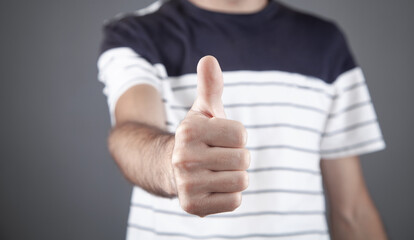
176,178,196,194
172,149,187,166
181,199,205,217
180,199,197,215
172,157,195,172
182,180,196,193
176,122,197,143
172,148,186,162
172,146,200,172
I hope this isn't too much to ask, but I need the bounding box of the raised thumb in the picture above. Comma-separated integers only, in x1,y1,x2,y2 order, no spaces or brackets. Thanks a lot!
191,55,226,118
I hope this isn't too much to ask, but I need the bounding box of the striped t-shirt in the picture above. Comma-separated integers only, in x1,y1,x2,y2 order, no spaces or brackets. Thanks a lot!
97,0,386,239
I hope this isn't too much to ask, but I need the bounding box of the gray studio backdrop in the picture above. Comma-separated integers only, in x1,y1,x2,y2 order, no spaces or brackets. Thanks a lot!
0,0,412,239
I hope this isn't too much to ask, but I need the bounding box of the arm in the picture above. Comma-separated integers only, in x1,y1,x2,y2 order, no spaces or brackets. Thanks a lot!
321,156,387,240
108,84,177,198
107,56,249,216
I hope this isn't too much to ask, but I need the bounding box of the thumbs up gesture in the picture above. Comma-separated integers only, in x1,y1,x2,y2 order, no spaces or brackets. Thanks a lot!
172,56,250,217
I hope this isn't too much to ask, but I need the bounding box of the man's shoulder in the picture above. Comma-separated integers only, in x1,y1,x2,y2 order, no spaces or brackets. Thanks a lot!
275,3,355,83
99,0,183,64
278,3,343,44
102,0,181,37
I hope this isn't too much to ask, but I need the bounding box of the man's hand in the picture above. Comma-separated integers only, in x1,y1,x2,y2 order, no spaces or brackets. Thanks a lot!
172,56,250,217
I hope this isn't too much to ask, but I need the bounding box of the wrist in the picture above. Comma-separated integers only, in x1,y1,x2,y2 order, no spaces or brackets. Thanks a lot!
160,134,177,197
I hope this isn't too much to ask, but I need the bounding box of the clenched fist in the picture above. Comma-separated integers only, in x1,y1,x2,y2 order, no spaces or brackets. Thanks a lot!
172,56,250,217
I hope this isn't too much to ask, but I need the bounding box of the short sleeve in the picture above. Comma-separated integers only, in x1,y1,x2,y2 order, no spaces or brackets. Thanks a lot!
319,25,386,159
97,17,164,126
320,68,386,159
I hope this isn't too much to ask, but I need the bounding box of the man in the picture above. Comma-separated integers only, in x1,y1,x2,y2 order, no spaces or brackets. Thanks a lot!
97,0,388,239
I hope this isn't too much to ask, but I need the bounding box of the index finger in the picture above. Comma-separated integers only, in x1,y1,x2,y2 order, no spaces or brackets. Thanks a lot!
202,117,247,148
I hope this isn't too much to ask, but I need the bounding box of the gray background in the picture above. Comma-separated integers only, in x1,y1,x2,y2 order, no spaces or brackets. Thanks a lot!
0,0,412,239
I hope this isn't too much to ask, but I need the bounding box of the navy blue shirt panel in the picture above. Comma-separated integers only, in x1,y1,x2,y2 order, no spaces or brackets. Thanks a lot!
100,0,356,84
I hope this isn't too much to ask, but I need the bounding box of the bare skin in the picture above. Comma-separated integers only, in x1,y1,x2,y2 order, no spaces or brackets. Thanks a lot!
109,56,388,237
321,156,388,240
109,56,249,216
188,0,268,14
108,85,176,198
172,57,250,216
107,0,388,237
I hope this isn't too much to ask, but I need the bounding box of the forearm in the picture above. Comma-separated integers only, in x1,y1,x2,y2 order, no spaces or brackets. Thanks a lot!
108,121,177,198
329,192,387,240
